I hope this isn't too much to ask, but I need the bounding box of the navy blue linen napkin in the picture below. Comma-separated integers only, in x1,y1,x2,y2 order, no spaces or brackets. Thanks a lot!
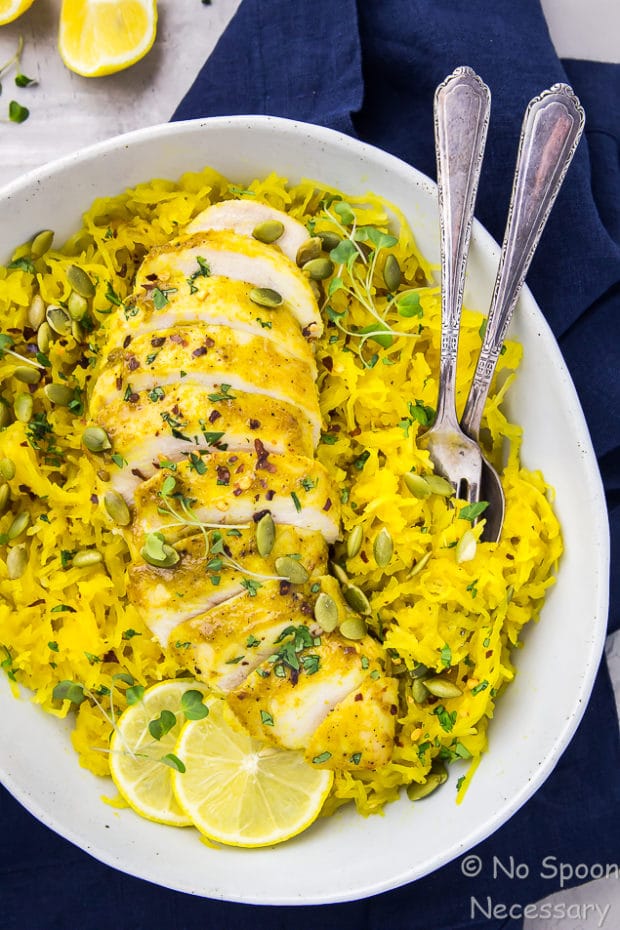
3,2,619,928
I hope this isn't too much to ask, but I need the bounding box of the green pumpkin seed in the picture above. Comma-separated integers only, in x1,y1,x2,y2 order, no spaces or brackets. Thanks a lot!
424,474,454,497
0,403,12,429
408,551,432,578
314,592,339,632
383,254,401,291
30,229,54,259
44,383,74,407
274,555,309,585
46,304,72,336
67,264,95,298
8,511,30,540
68,291,88,321
403,472,432,499
14,366,41,385
373,527,393,567
346,524,363,559
331,563,349,587
255,512,275,558
318,231,341,252
71,320,84,342
455,529,477,564
339,616,367,640
0,484,10,515
296,237,322,267
406,768,448,801
249,287,283,309
141,531,180,568
252,220,284,244
423,677,463,699
0,458,16,481
82,426,111,453
97,469,111,482
303,257,334,281
14,393,33,423
7,544,28,580
103,490,131,527
72,549,104,568
411,678,429,704
28,294,46,329
343,583,371,615
410,662,430,680
37,322,52,354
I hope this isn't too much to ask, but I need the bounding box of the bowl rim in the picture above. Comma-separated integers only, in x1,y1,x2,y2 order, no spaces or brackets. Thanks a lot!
0,114,611,904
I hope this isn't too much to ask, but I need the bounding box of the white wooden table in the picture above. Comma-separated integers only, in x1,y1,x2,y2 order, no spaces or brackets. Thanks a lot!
0,1,618,925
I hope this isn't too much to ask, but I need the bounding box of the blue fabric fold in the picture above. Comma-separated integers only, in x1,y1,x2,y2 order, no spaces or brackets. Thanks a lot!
3,1,619,927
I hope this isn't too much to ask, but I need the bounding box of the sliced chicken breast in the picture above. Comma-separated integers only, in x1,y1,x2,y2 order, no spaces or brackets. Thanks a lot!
90,385,316,500
304,673,399,770
128,526,328,645
169,583,320,691
90,324,321,441
131,451,341,546
186,199,310,263
227,633,387,751
110,275,316,372
135,230,323,337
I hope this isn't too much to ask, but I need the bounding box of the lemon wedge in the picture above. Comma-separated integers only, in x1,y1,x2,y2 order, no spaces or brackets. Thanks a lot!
109,679,209,826
172,698,334,847
0,0,36,25
58,0,157,78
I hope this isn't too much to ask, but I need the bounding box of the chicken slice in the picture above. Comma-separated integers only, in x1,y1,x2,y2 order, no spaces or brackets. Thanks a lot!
90,385,316,501
128,526,328,646
186,199,310,263
131,451,340,546
227,633,388,753
109,275,316,372
303,674,399,771
169,583,320,691
135,230,323,338
90,324,321,442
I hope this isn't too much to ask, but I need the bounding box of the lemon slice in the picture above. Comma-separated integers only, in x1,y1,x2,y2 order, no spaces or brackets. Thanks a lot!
58,0,157,78
0,0,36,25
109,679,209,826
172,699,334,847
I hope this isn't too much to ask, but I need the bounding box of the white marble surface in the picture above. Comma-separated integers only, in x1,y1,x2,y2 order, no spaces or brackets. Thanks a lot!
0,0,618,924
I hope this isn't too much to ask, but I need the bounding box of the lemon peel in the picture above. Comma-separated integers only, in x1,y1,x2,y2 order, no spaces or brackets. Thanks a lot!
58,0,157,78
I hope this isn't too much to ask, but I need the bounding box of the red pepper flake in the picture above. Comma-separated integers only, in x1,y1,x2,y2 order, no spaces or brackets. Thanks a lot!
323,498,332,511
90,494,99,504
350,426,361,437
127,392,139,404
301,323,316,339
233,487,243,497
254,438,276,472
122,335,132,348
204,337,215,349
248,418,261,430
390,705,398,715
169,333,187,346
354,693,363,702
151,336,166,347
209,410,222,423
360,551,369,563
131,468,147,480
252,509,271,523
115,376,122,391
279,580,291,596
216,465,230,486
171,404,181,416
192,346,208,358
321,356,334,372
127,356,140,372
265,489,275,501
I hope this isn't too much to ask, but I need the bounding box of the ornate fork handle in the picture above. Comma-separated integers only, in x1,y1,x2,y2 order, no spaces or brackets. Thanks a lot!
461,84,585,439
432,66,491,431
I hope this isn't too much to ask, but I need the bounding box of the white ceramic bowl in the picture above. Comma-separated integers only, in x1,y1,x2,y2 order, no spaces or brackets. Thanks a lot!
0,116,609,905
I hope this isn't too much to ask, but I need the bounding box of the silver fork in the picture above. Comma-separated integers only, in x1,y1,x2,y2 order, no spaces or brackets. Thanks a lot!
418,66,491,502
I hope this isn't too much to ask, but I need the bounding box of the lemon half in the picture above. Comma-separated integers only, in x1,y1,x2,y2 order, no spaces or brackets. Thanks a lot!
58,0,157,78
109,679,208,826
0,0,36,25
173,699,334,848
